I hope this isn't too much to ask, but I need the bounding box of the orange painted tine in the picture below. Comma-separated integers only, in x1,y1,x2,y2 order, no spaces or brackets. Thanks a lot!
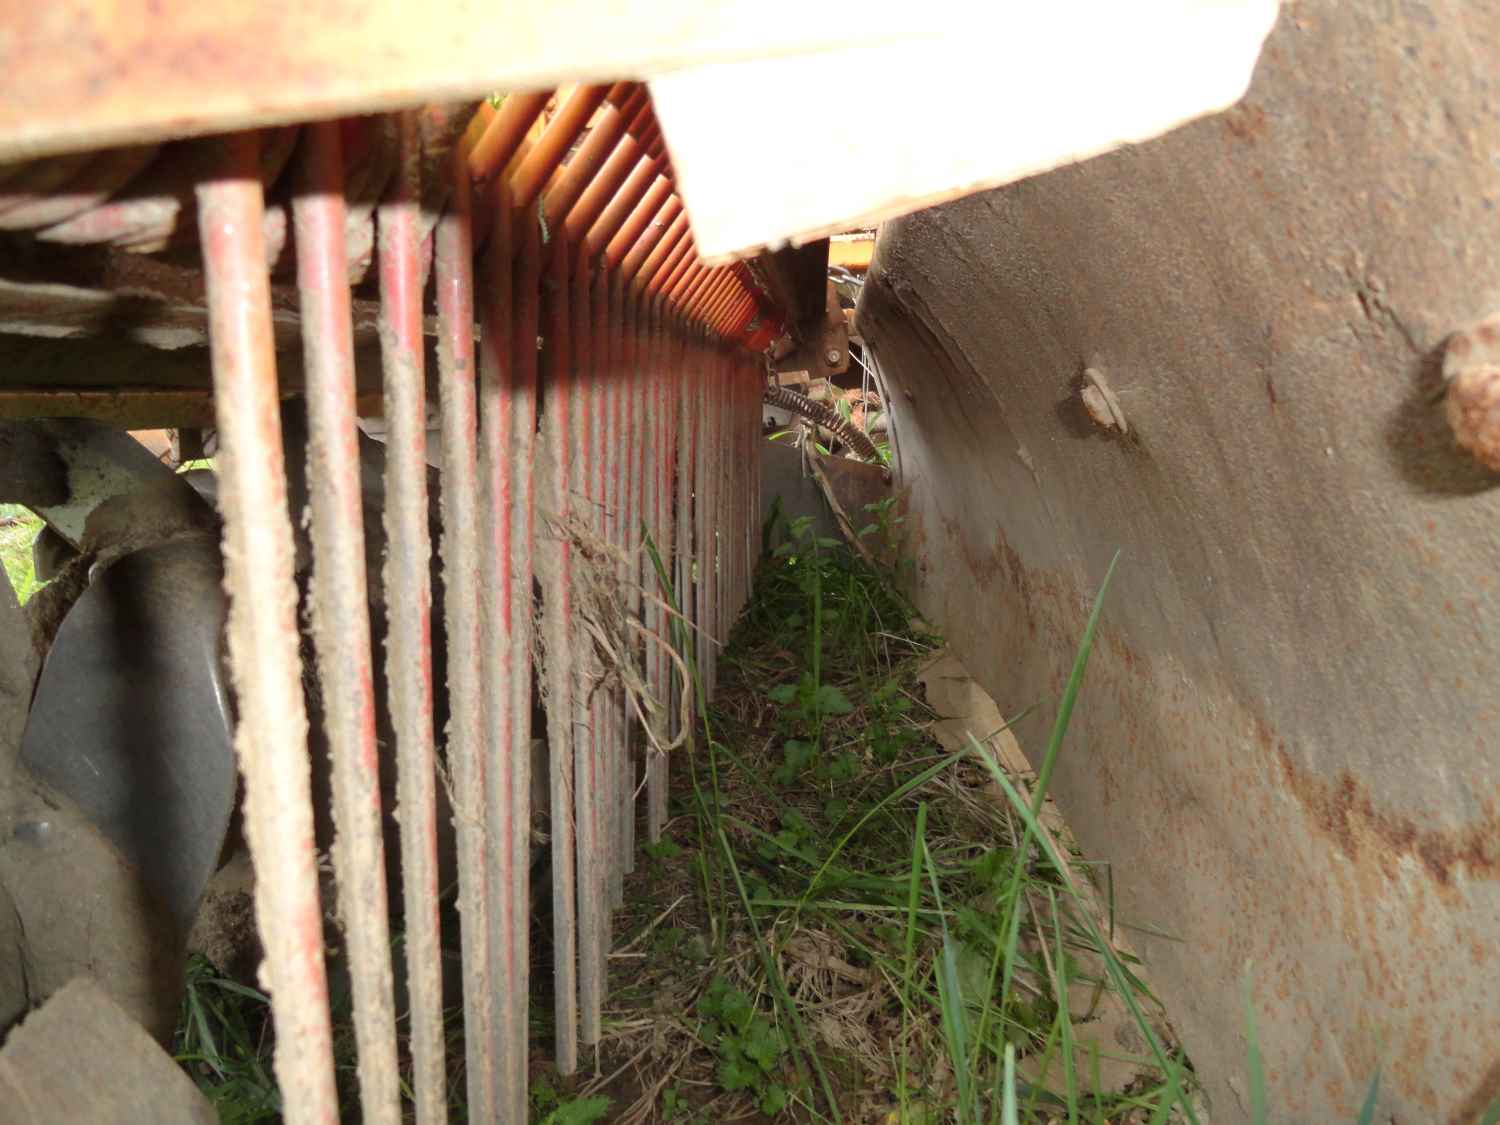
544,88,645,230
624,207,687,288
510,84,610,212
601,177,672,268
467,91,551,183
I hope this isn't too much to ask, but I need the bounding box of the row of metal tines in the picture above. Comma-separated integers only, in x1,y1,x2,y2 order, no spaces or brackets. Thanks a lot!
176,83,773,1124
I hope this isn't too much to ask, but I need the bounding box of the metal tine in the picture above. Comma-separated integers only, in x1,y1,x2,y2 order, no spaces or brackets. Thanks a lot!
654,291,672,795
646,294,675,842
612,269,638,879
625,281,646,855
291,120,402,1125
695,345,710,690
703,348,720,697
513,83,611,1075
639,294,660,836
197,130,339,1125
567,223,609,1048
436,144,497,1122
595,266,626,909
509,182,543,1116
737,354,748,617
618,271,642,864
376,109,447,1125
545,93,640,1035
672,322,695,758
623,218,676,858
543,81,636,1056
474,158,519,1125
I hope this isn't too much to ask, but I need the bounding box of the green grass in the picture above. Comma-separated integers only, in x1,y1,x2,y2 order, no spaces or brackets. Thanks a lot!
630,510,1197,1123
0,503,44,605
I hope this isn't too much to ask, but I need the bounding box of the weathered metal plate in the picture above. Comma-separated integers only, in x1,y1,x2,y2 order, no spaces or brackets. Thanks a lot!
20,537,236,936
858,3,1500,1121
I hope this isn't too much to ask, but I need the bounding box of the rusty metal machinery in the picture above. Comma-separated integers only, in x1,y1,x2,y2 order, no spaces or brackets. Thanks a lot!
0,83,779,1124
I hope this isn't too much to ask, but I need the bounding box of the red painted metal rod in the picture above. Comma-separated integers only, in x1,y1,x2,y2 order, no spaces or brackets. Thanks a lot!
435,146,496,1123
584,160,664,266
639,296,661,834
477,177,517,1122
507,189,544,1118
544,87,644,232
512,85,611,211
671,328,695,754
693,348,711,685
468,90,551,184
291,120,402,1125
623,204,687,288
539,232,582,1075
567,238,608,1046
377,111,447,1125
197,130,338,1125
654,241,698,303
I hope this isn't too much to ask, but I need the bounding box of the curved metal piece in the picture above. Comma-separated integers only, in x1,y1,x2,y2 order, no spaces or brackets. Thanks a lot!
19,535,234,938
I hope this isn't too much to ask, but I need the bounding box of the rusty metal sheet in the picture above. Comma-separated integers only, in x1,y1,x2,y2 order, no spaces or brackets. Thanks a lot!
858,4,1500,1120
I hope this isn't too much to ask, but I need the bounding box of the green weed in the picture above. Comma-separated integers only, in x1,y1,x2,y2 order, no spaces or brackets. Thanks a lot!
0,503,44,605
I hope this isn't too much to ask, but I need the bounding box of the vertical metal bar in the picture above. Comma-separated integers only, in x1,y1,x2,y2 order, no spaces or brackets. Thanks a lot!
570,244,607,1049
693,343,710,688
611,272,636,880
540,232,581,1074
377,111,446,1125
645,296,673,841
467,90,552,184
291,121,401,1125
618,276,642,863
508,191,542,1118
599,268,627,905
639,296,660,831
704,348,721,697
669,328,688,747
437,148,495,1123
198,131,338,1125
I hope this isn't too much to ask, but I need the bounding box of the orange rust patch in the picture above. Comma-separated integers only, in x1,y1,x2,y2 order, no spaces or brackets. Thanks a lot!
1453,1058,1500,1125
1274,745,1500,886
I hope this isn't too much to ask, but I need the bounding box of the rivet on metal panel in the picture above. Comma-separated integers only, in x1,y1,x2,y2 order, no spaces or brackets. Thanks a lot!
1443,316,1500,472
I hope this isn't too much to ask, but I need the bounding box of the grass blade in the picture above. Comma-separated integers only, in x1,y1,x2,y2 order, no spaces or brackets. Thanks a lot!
1001,1041,1019,1125
1032,550,1119,814
923,833,973,1123
972,748,1199,1125
1244,967,1266,1125
1355,1068,1380,1125
1051,889,1079,1125
899,801,929,1124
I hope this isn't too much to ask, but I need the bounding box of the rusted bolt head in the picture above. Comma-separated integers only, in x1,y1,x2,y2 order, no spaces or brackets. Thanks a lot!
1443,316,1500,472
825,348,841,365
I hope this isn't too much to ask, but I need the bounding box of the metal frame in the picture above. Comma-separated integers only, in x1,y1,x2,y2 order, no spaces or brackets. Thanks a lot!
16,84,781,1121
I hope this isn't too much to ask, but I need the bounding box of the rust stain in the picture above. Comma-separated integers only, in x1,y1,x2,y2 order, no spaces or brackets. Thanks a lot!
1272,743,1500,887
1453,1057,1500,1125
1222,101,1269,142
